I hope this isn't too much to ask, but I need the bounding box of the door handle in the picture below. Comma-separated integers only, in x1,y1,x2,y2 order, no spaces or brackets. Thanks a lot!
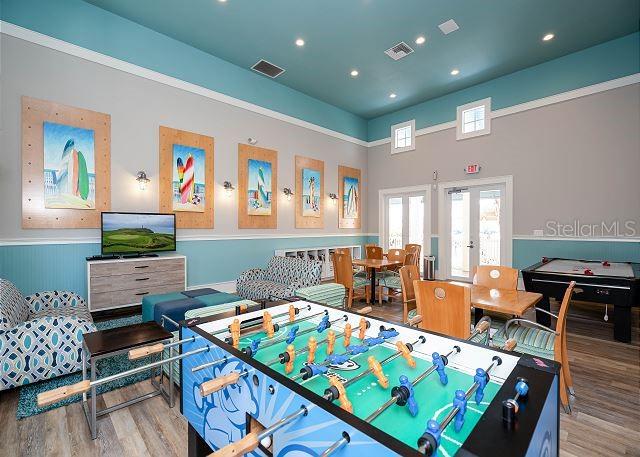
466,241,475,248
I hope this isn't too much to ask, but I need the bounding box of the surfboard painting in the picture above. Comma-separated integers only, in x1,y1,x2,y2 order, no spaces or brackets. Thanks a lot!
247,159,272,215
343,176,359,219
172,144,206,212
43,121,96,209
302,168,321,217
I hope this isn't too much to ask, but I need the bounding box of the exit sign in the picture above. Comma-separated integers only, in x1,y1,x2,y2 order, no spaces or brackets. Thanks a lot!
465,164,481,174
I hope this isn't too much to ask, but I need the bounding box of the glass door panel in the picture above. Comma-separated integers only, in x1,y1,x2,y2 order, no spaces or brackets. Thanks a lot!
450,190,471,279
388,197,403,249
408,195,424,251
478,189,501,266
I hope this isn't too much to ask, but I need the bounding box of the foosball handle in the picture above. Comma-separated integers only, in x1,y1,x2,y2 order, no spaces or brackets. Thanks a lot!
200,372,241,397
37,380,91,407
289,304,296,323
307,336,317,364
210,431,259,457
327,330,336,355
285,344,296,374
408,314,423,326
329,378,353,413
396,341,416,368
128,343,165,360
368,356,389,388
475,319,490,334
503,339,517,351
343,323,352,347
358,306,373,315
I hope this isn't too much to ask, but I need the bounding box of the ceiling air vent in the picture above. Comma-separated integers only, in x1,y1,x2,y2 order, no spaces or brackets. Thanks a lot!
251,59,285,78
384,42,414,61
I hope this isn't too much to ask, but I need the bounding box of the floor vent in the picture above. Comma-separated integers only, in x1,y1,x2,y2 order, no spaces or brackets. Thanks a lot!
251,59,285,78
384,42,414,61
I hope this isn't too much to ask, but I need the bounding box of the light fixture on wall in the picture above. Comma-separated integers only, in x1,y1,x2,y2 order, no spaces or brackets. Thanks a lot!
247,137,258,145
329,193,338,204
136,171,150,190
223,181,235,196
283,187,294,201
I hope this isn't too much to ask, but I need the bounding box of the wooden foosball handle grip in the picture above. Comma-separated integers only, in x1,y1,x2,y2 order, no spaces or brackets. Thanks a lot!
128,343,165,360
210,431,259,456
503,339,517,351
37,380,91,407
358,306,373,315
407,314,423,326
200,372,241,397
475,320,490,333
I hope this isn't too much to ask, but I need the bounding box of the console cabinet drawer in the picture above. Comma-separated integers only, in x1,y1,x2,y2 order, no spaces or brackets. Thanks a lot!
90,269,185,293
90,282,185,311
89,258,184,277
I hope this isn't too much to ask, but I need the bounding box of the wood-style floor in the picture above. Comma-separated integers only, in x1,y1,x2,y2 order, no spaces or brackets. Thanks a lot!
1,300,638,457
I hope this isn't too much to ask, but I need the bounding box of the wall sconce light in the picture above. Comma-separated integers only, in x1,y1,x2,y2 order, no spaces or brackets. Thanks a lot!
223,181,235,196
136,171,150,190
329,193,338,203
247,137,258,145
283,187,294,201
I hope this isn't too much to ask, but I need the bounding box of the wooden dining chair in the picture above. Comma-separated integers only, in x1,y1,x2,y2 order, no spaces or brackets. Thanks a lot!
377,248,406,304
365,245,383,260
404,244,421,266
414,280,471,339
473,265,519,290
398,265,421,323
332,250,369,308
494,281,576,413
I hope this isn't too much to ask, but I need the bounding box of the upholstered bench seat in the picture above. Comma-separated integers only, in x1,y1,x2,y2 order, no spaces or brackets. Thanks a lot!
295,283,346,308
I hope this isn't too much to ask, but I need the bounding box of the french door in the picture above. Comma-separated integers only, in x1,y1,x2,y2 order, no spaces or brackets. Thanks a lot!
439,177,512,282
380,186,431,259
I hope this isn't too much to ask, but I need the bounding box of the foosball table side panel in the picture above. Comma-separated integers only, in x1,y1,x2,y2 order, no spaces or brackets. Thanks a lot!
180,326,403,456
524,376,558,457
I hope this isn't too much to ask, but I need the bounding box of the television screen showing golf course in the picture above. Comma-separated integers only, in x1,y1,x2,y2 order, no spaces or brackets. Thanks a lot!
102,213,176,254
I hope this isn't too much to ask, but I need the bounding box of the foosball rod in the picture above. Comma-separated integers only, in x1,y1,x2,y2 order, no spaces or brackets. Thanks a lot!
319,432,350,457
364,344,462,422
218,305,321,339
37,344,217,407
243,314,349,352
210,406,308,456
262,327,349,367
417,356,503,456
127,335,202,360
328,336,426,395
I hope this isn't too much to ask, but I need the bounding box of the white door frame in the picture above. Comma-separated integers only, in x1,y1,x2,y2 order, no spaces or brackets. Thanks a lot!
437,175,513,280
378,185,432,255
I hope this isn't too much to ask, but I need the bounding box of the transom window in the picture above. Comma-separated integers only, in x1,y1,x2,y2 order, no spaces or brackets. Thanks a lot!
456,98,491,140
391,119,416,154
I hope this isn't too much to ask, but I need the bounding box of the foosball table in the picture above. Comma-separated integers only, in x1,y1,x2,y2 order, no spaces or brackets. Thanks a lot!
178,301,560,456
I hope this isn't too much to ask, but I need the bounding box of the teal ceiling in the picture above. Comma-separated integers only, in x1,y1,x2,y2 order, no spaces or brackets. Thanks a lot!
83,0,639,119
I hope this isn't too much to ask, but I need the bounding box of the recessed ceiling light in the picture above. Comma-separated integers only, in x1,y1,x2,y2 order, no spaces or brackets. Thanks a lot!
450,69,460,76
389,93,397,99
218,0,227,2
542,33,555,42
295,38,305,47
415,36,426,45
350,70,359,77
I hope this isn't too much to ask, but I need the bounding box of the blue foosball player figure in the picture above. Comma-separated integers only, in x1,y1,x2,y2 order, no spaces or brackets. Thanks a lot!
453,389,468,432
316,315,330,332
399,375,418,417
432,352,448,385
418,420,442,456
286,325,300,344
474,368,488,405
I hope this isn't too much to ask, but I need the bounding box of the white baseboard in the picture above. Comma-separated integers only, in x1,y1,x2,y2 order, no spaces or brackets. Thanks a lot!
187,280,237,294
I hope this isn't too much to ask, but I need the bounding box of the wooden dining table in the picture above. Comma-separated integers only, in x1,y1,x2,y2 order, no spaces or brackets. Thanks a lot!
449,281,543,324
352,258,403,304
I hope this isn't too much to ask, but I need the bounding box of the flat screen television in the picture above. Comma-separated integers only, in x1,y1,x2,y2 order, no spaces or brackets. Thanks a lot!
101,212,176,256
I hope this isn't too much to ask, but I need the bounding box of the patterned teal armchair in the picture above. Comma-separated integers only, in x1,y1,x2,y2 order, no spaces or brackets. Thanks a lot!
236,256,322,301
0,279,96,390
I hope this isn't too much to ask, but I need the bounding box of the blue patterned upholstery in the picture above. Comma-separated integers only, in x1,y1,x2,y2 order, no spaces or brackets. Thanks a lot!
236,257,322,301
0,279,96,390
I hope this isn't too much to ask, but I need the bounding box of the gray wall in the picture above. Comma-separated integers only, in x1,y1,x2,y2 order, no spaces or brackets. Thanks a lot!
0,35,368,241
367,84,640,236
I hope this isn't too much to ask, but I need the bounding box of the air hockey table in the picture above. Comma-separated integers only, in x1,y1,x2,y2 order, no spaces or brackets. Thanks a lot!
522,258,640,343
180,300,560,456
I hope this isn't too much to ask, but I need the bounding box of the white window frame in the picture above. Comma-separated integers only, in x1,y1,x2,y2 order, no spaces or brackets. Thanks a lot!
390,119,416,154
456,97,491,140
